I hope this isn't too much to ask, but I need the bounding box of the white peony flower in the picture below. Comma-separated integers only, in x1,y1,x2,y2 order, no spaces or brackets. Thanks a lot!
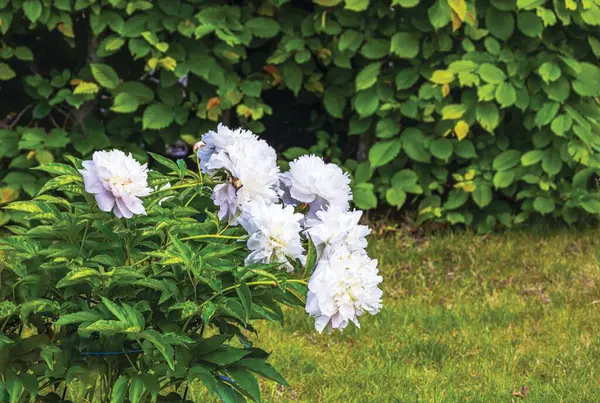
80,150,152,218
197,124,259,175
279,155,352,219
238,199,305,271
201,126,280,222
305,245,383,333
305,207,370,258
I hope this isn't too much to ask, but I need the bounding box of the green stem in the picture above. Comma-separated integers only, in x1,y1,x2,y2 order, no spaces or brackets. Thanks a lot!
180,234,243,241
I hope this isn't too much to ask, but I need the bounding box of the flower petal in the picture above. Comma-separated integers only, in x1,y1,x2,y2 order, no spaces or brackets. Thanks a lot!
94,191,115,212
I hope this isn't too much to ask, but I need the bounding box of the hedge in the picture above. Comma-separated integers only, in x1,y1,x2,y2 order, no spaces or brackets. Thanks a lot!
1,0,600,231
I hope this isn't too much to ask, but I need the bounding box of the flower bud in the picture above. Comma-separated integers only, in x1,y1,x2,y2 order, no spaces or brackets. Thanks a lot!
193,141,206,152
297,202,310,215
231,177,243,190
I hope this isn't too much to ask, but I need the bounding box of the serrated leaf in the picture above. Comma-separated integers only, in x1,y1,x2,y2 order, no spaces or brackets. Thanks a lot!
356,62,381,91
23,0,42,22
368,138,401,167
143,103,174,130
91,63,120,89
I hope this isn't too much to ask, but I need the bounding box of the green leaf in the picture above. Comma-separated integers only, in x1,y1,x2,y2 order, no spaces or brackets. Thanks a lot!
521,150,544,166
479,64,506,84
110,376,130,403
375,118,399,139
493,150,522,171
227,367,261,402
111,93,140,113
141,329,175,370
542,149,562,176
390,32,420,59
430,138,453,160
493,170,515,189
360,38,389,59
386,187,407,208
282,62,302,95
32,163,78,176
236,283,252,324
201,348,252,366
368,138,401,167
143,103,174,130
91,63,120,89
485,7,514,40
56,311,102,325
14,46,34,61
345,0,369,11
128,376,145,403
573,63,600,97
356,62,381,91
354,87,379,116
476,103,500,133
323,88,345,118
444,189,469,210
535,102,560,127
238,358,289,386
304,235,318,273
533,197,554,214
581,199,600,214
201,301,217,325
472,184,492,208
37,175,81,195
550,114,573,136
353,183,377,209
538,62,561,83
23,0,42,22
517,11,543,37
402,128,430,163
0,63,16,80
246,17,280,38
395,68,419,90
495,82,516,108
428,0,452,29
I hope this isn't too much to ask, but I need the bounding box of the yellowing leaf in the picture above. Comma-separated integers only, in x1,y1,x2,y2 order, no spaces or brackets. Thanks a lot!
0,188,19,204
431,70,455,84
442,104,467,120
462,181,476,192
465,169,475,180
448,0,467,20
442,84,450,97
565,0,577,10
147,57,159,70
73,81,99,95
57,23,74,38
451,11,462,31
455,120,469,140
206,97,221,111
159,57,177,71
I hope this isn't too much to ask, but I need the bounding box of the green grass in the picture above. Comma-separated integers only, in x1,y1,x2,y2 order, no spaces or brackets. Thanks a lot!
249,227,600,402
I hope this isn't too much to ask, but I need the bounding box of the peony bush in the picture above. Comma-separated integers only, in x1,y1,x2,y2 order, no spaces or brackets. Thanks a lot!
0,124,382,402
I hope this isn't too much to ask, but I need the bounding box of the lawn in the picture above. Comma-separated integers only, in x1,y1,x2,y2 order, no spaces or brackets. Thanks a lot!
249,226,600,402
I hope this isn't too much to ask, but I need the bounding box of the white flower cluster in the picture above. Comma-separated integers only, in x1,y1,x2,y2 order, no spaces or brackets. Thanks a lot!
198,125,383,334
80,125,382,333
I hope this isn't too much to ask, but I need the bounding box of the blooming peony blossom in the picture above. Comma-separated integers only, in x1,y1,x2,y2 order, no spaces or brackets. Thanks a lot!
197,124,259,175
305,245,383,333
279,155,352,219
238,199,305,271
305,207,370,258
200,126,280,221
80,150,152,218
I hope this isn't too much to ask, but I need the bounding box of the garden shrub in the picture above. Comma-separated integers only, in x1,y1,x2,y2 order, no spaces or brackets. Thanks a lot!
1,0,600,233
0,126,383,401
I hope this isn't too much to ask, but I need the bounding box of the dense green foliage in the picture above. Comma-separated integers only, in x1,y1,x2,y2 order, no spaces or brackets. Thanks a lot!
252,227,600,401
0,155,313,402
1,0,600,231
